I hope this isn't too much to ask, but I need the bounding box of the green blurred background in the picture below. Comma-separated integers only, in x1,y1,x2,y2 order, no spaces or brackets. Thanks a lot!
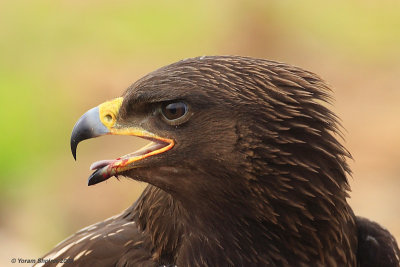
1,0,399,265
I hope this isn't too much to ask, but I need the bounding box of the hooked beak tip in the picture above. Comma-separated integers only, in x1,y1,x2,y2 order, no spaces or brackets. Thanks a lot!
71,141,77,160
70,106,109,161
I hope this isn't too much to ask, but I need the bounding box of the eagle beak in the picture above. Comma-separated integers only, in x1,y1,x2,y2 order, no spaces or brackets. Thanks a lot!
71,97,123,160
71,97,174,186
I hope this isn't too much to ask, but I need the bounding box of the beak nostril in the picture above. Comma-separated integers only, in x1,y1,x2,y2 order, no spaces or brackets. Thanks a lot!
98,97,123,128
104,114,113,123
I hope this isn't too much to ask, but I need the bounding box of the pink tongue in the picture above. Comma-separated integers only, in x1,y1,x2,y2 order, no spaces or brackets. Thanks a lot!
90,160,115,170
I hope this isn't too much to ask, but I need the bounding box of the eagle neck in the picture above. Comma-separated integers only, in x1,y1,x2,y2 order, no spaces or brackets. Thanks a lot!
134,181,357,266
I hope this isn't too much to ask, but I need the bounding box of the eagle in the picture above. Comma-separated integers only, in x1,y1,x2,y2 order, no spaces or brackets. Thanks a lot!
36,56,399,266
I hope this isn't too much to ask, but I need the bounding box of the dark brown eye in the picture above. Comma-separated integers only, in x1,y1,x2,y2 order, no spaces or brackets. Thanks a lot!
161,102,188,122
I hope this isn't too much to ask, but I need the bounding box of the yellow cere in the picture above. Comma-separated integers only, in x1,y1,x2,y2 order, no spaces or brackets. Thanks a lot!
98,97,123,129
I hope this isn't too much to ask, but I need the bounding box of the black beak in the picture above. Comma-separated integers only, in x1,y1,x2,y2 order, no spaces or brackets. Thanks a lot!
70,107,110,160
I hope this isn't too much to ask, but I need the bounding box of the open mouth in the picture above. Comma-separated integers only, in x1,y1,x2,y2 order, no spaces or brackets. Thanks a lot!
87,136,174,186
70,97,175,186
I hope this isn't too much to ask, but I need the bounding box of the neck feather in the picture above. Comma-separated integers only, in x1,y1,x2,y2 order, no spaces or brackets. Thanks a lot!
134,179,357,266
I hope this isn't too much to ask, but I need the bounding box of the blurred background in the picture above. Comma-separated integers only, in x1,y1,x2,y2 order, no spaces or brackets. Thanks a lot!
1,0,399,265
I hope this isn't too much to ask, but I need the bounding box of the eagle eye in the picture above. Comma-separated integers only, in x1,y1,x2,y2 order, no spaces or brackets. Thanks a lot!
161,101,189,124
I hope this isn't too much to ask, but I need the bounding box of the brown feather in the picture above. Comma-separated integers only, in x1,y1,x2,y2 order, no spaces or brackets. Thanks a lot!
37,56,399,267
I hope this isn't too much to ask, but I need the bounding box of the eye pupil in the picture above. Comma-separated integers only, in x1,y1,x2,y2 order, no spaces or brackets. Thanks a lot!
169,107,177,115
162,102,188,121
